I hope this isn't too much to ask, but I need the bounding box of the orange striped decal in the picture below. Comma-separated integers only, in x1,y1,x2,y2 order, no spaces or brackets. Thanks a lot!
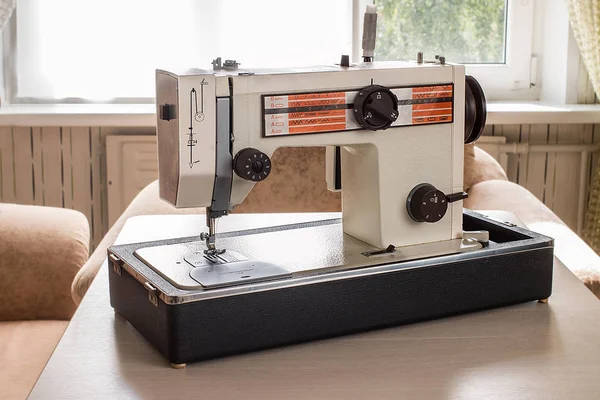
287,92,345,100
263,84,454,136
412,85,452,93
412,91,453,99
412,116,452,124
412,109,453,117
289,124,346,134
288,110,346,118
288,98,345,107
289,117,346,126
412,102,453,111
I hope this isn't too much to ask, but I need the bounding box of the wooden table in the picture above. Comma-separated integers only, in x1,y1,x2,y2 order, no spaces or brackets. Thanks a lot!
29,212,600,400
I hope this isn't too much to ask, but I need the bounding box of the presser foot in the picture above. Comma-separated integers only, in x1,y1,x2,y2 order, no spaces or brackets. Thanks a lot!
204,248,226,256
200,232,226,256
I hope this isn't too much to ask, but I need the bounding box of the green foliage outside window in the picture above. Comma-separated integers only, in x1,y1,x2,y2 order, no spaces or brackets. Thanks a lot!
375,0,507,64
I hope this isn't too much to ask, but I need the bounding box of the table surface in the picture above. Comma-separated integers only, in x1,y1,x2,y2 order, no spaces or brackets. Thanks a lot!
29,212,600,400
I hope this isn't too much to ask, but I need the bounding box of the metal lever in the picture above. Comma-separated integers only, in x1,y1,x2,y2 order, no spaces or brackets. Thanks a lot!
463,230,490,247
361,244,396,257
446,191,468,203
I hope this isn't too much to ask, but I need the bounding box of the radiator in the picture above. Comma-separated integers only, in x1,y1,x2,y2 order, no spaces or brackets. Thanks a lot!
0,126,107,249
106,135,158,227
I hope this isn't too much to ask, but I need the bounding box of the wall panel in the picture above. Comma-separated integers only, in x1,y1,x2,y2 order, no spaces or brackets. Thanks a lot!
12,127,34,205
0,127,15,203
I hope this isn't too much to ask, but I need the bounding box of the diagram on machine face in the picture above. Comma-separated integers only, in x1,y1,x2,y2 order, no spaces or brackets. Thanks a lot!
187,79,208,168
195,79,208,122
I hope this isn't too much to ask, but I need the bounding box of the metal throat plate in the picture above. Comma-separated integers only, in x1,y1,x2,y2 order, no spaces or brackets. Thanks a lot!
133,219,482,290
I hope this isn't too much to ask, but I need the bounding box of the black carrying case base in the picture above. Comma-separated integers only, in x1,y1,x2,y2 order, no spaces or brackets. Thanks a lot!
108,210,554,365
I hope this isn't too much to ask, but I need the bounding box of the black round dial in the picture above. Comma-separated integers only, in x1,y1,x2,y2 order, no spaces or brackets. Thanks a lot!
407,183,448,223
234,148,272,182
353,85,399,130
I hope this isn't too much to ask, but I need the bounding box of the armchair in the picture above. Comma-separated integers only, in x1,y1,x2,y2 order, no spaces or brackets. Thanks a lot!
0,204,89,399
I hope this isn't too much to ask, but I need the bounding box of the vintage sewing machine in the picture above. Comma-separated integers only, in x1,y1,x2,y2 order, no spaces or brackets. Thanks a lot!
107,9,553,368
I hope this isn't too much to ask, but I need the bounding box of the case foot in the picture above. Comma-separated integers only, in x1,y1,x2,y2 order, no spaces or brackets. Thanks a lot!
171,363,187,369
538,298,549,304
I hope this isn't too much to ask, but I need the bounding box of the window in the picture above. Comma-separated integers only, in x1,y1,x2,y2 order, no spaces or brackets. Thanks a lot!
375,0,507,63
7,0,535,102
367,0,536,100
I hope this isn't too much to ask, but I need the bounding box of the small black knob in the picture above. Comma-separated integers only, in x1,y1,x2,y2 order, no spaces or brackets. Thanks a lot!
159,104,176,121
406,184,468,223
353,85,399,130
251,160,263,173
234,148,272,182
340,55,350,67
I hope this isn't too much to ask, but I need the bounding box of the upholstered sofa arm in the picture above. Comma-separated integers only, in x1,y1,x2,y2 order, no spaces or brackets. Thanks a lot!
463,143,508,190
0,204,89,320
466,180,600,299
71,181,205,304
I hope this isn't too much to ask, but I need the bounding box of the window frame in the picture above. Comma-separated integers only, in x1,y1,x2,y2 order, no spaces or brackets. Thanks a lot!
3,0,540,103
466,0,537,101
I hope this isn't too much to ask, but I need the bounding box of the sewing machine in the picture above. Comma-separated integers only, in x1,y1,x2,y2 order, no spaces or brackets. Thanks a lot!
107,8,553,368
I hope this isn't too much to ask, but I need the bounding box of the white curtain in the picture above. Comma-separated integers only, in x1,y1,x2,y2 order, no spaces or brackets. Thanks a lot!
570,0,600,251
15,0,351,100
0,0,15,32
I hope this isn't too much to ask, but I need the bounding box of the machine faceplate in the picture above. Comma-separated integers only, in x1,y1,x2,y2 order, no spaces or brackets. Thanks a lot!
133,219,481,290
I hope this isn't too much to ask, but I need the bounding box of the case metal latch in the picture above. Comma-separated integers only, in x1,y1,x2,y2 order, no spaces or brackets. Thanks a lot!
144,282,159,307
109,254,122,276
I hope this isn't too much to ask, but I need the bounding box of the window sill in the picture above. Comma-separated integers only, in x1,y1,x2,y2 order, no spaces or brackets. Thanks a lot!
1,102,600,127
0,104,156,127
486,102,600,125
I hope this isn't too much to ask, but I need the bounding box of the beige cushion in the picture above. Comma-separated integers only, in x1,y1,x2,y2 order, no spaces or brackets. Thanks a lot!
466,180,600,299
71,181,205,304
463,143,508,190
0,204,89,321
235,147,342,213
0,320,68,400
465,180,562,226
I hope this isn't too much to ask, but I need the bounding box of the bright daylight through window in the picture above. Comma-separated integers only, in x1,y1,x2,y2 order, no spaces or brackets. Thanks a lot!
9,0,529,102
375,0,507,64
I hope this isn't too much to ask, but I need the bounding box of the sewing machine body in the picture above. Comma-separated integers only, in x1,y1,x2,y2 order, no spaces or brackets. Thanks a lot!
156,62,464,249
107,60,554,367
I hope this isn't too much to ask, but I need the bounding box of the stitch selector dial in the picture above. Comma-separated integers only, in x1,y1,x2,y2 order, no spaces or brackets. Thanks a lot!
407,183,468,223
353,85,399,130
234,148,272,182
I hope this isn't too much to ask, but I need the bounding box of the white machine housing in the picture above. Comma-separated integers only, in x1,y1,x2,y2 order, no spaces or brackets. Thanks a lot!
155,61,465,249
